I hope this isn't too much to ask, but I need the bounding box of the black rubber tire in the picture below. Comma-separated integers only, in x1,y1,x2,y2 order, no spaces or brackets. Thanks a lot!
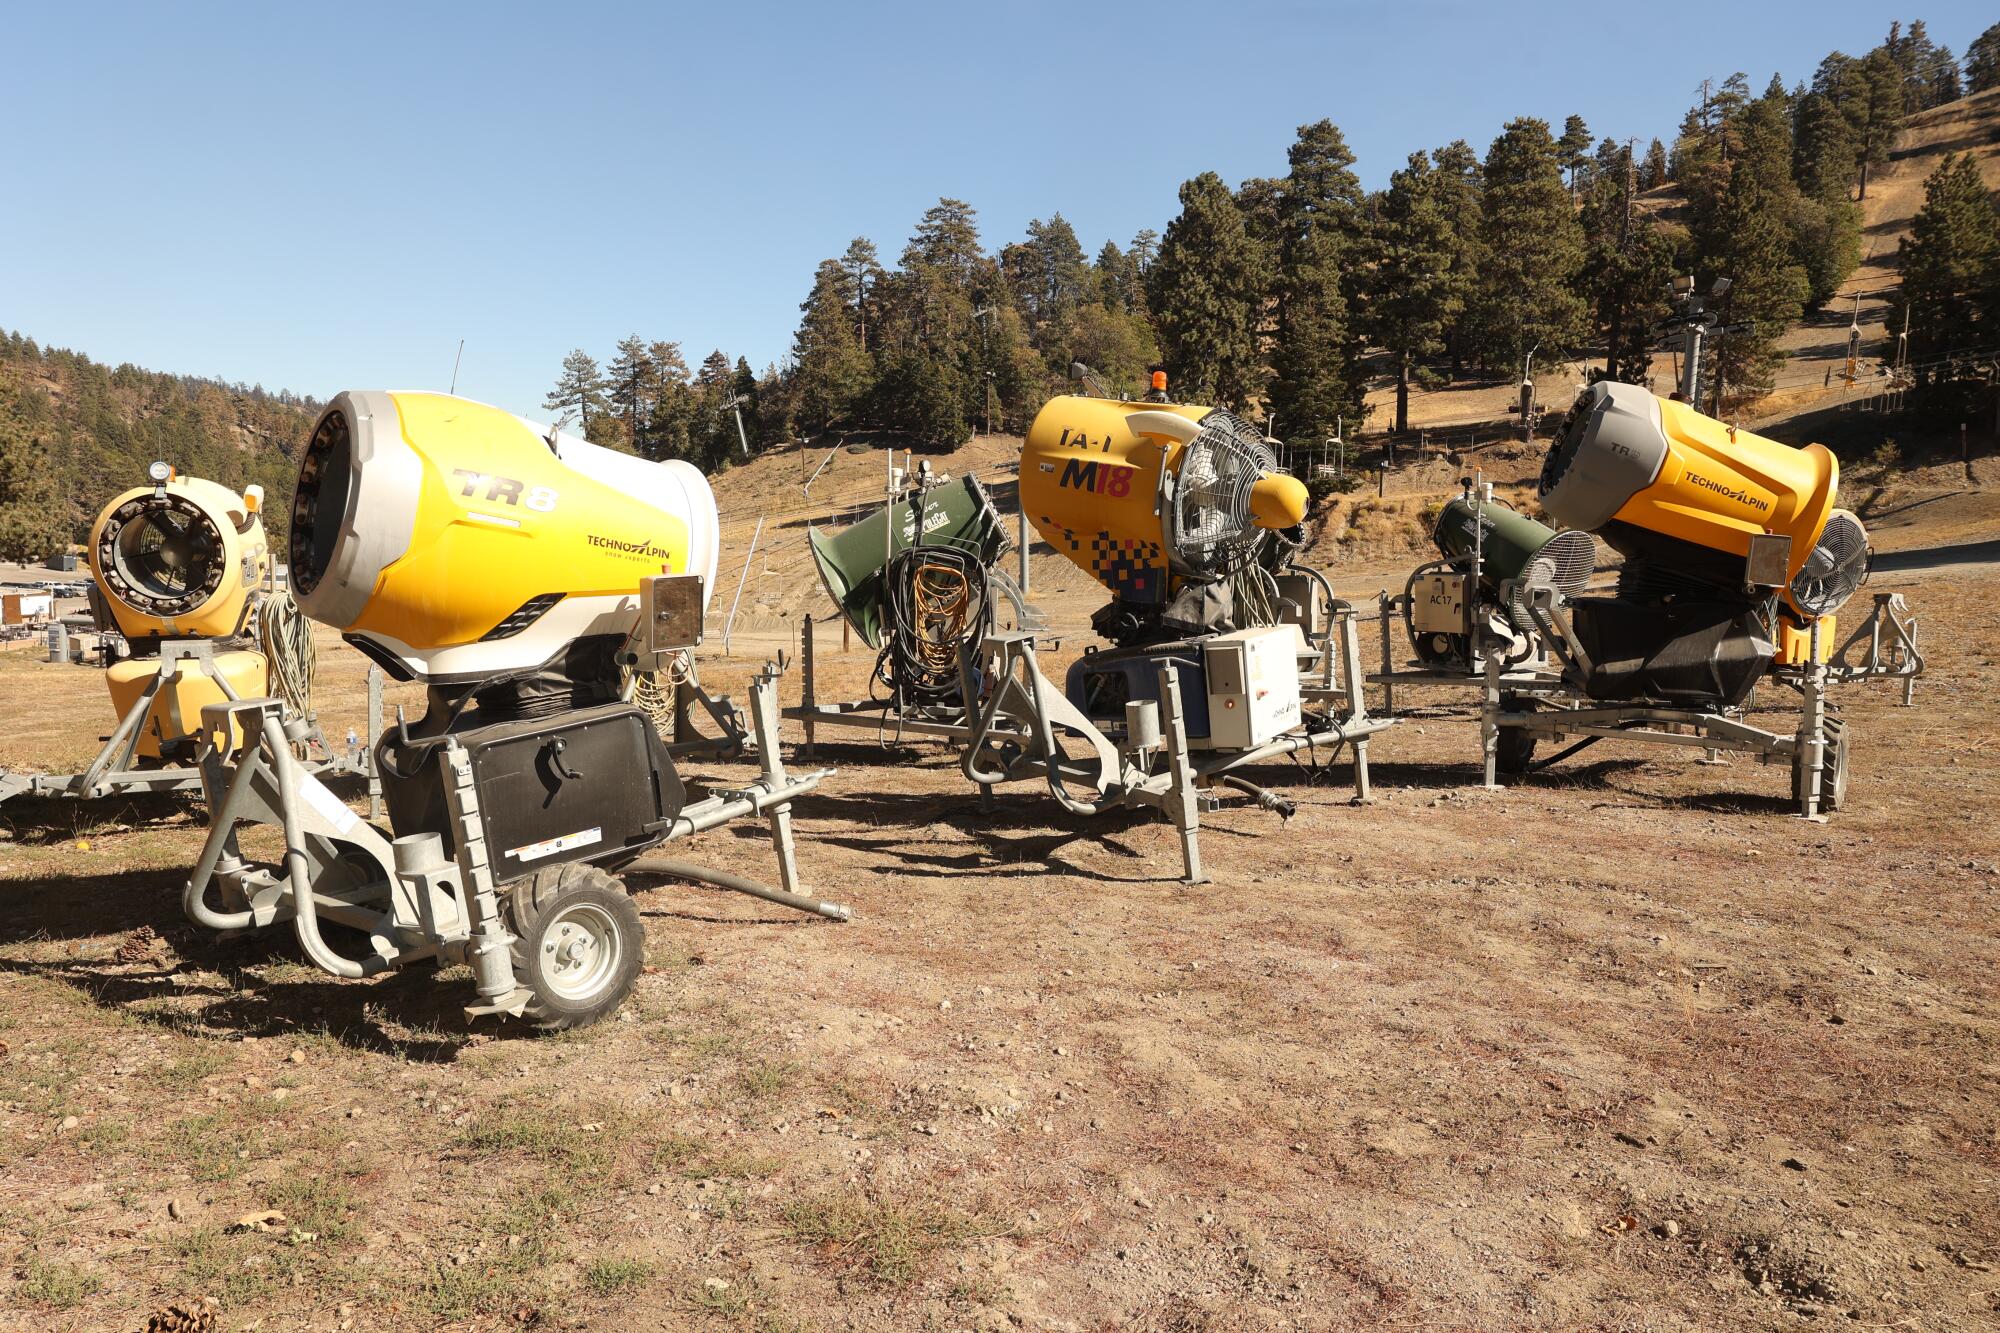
1494,692,1537,777
504,862,644,1031
1792,718,1850,814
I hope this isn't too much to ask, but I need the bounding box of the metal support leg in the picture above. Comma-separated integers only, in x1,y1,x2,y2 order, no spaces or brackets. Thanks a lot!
1797,650,1828,821
73,670,169,795
1336,607,1375,804
954,644,997,813
1480,649,1501,791
749,669,805,896
1377,593,1396,717
365,665,383,820
1156,666,1207,885
800,616,817,761
440,740,527,1010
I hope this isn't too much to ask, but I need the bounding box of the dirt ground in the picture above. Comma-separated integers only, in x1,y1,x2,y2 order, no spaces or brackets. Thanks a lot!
2,481,1996,1332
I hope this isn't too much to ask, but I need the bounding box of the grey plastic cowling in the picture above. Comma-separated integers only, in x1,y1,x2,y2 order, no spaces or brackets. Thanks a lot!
1539,382,1670,533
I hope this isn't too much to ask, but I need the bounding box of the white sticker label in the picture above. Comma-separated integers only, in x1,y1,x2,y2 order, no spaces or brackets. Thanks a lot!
299,776,360,835
505,827,603,862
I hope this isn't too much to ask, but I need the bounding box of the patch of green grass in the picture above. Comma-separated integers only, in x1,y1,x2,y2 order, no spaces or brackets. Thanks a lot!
650,1133,707,1171
79,1119,129,1153
947,1275,1005,1306
584,1255,654,1295
168,1227,292,1308
779,1192,1012,1286
160,1111,246,1182
261,1173,358,1243
15,1256,103,1308
419,1183,573,1320
495,1183,576,1268
682,1031,739,1062
421,1255,538,1322
142,1045,233,1091
735,1060,800,1102
459,1103,630,1179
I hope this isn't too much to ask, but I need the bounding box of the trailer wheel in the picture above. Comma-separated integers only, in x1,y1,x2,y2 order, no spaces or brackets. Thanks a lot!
1792,717,1850,814
1495,692,1537,777
506,863,644,1031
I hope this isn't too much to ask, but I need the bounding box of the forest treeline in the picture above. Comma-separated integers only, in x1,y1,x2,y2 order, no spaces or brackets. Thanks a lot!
1,19,1996,561
546,16,1999,466
0,333,316,561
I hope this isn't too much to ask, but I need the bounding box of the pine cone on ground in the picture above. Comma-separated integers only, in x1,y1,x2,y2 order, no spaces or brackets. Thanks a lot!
141,1298,217,1333
113,926,164,966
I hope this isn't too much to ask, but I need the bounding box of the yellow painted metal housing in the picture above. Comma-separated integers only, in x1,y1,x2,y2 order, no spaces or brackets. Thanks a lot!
1618,398,1839,593
105,649,267,759
343,393,695,651
1774,615,1837,666
86,476,268,641
1021,395,1302,603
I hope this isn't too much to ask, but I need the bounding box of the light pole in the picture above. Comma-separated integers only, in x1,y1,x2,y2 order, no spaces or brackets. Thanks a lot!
972,306,995,434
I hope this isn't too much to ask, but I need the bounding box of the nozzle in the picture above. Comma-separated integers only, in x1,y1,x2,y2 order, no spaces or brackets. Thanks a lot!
1249,473,1309,529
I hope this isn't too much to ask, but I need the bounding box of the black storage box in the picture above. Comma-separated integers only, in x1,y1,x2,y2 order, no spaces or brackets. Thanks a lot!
378,703,685,882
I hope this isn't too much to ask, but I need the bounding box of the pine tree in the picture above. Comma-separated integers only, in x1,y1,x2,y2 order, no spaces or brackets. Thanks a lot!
1927,47,1962,105
1639,137,1669,190
1366,152,1460,432
1967,23,2000,93
1004,214,1091,351
1128,229,1159,278
1689,89,1811,404
1266,121,1366,439
1891,154,2000,379
841,237,884,351
1792,90,1858,202
605,335,656,452
1466,118,1587,372
1578,150,1677,386
1819,49,1905,200
1148,171,1267,408
1884,19,1955,111
1557,114,1593,192
544,350,608,432
900,199,983,296
1430,140,1486,374
645,342,694,461
791,260,873,434
1093,240,1144,313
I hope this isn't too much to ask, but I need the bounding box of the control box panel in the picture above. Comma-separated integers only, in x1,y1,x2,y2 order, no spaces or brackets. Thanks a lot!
1411,573,1470,636
1200,625,1304,751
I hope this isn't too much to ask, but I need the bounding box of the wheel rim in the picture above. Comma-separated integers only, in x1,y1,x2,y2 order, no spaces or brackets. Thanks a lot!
539,902,623,1003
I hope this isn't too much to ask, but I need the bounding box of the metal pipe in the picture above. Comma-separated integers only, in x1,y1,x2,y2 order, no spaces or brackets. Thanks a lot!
1214,774,1296,818
626,855,850,922
264,715,391,979
182,733,268,931
666,769,831,839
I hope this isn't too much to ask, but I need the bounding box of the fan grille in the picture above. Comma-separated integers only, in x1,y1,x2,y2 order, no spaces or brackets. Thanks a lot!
97,495,227,617
1530,528,1598,596
1168,411,1277,578
1791,511,1869,616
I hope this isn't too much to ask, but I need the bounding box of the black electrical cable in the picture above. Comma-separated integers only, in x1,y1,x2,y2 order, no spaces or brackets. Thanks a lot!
872,545,991,710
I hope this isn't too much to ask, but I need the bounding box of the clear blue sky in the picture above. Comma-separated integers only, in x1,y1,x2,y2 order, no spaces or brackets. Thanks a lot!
5,2,1988,421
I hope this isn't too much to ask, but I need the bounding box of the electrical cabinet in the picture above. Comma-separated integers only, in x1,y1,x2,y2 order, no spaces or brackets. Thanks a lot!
1411,573,1470,636
1200,625,1304,751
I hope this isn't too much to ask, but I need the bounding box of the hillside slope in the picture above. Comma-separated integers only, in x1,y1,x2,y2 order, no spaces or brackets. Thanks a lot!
0,332,316,546
1373,88,2000,437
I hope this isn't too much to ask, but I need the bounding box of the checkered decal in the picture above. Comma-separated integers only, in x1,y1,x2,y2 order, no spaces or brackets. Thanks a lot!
1039,515,1165,601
